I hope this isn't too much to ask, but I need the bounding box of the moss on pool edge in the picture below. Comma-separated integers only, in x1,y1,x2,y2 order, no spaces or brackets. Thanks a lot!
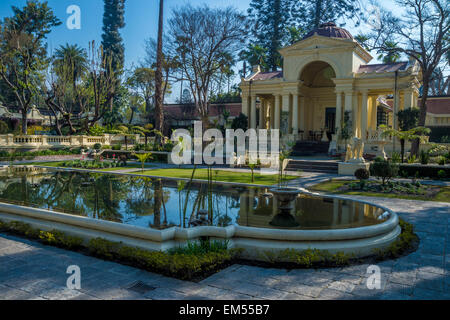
0,218,418,281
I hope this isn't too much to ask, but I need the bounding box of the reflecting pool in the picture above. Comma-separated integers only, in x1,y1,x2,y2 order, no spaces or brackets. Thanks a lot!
0,168,388,230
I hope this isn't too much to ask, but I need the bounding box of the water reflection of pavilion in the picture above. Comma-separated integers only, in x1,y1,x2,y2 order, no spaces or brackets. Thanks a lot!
237,189,383,229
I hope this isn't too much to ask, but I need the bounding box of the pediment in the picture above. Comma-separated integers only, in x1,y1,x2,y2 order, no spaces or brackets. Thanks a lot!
279,35,372,62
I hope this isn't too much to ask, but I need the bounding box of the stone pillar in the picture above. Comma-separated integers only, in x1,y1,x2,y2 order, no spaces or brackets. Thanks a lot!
403,89,414,109
353,93,359,138
274,95,281,130
281,94,290,135
250,95,257,129
259,99,265,129
344,91,353,137
292,93,299,135
242,95,249,117
361,90,369,140
299,96,306,139
370,96,378,129
335,91,342,136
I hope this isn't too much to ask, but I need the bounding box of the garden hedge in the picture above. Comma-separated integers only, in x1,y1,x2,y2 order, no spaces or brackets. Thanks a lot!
0,218,418,280
399,164,450,179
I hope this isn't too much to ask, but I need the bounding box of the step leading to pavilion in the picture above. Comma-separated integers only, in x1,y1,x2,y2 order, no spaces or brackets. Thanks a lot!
285,159,339,174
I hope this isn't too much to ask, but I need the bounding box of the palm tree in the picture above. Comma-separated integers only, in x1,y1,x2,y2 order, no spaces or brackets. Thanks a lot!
154,0,164,146
53,44,88,85
380,125,431,163
377,41,401,64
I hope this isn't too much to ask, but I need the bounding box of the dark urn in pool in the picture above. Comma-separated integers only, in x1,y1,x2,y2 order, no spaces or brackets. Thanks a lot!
269,187,301,228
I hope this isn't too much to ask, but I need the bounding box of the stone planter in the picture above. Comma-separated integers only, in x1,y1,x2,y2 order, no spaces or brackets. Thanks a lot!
269,187,301,227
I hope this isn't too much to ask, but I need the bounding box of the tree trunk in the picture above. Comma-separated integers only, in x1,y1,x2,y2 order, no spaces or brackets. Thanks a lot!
21,112,27,135
400,139,405,163
411,80,430,156
154,0,165,145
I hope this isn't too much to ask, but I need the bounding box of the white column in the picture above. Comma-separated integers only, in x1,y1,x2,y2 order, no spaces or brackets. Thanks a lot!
250,95,257,129
361,90,368,140
299,96,306,133
370,96,378,129
353,93,359,137
404,89,414,109
242,95,249,117
259,98,264,129
344,91,353,134
335,91,342,135
292,94,299,135
274,95,281,130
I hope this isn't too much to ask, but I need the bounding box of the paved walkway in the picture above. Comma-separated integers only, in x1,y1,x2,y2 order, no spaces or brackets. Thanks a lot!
0,194,449,300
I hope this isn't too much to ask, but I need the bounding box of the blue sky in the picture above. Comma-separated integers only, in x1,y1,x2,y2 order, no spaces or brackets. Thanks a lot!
0,0,400,102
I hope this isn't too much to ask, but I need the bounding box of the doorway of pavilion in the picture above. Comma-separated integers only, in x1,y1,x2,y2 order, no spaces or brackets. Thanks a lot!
298,61,336,147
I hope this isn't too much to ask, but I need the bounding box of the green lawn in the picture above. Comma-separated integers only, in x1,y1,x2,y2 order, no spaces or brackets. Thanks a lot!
140,168,295,185
310,179,450,203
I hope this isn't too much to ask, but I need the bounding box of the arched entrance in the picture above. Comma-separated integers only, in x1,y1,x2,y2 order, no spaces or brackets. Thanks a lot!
299,61,337,141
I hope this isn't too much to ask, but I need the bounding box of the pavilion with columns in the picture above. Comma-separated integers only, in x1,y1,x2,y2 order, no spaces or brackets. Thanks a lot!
240,22,422,154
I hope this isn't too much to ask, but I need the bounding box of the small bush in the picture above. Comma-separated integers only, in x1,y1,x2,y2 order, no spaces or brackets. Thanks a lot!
112,144,122,151
391,152,401,164
93,143,102,151
437,170,446,180
355,168,370,181
370,158,399,185
419,150,430,165
438,156,447,165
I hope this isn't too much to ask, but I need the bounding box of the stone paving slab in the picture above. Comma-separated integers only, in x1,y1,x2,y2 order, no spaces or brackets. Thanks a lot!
0,195,449,300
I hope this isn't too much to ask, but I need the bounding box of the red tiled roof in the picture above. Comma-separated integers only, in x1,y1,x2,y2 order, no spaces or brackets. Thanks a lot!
251,71,283,81
385,96,450,114
422,97,450,114
357,62,409,74
303,22,353,40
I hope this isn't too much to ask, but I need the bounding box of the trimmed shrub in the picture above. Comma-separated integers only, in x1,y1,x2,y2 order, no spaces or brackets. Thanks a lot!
437,170,446,180
370,158,399,185
355,168,370,181
93,143,102,151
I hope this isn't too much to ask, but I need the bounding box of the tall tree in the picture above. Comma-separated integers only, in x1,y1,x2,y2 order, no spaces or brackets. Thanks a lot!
46,44,88,135
168,5,247,125
292,0,362,30
101,0,126,113
247,0,296,71
127,67,155,114
360,0,449,155
154,0,164,142
0,0,61,134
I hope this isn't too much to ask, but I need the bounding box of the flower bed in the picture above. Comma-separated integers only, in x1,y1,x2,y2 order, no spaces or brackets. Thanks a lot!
341,180,440,197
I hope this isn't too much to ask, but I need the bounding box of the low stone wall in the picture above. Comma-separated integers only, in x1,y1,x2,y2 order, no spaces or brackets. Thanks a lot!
0,191,401,259
0,134,145,151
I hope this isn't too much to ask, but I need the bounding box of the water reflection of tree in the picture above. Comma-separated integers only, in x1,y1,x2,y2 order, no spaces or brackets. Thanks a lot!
0,172,127,223
149,179,173,230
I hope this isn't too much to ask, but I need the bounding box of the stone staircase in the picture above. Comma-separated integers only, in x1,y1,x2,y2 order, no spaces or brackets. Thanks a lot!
291,141,330,156
285,159,339,174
